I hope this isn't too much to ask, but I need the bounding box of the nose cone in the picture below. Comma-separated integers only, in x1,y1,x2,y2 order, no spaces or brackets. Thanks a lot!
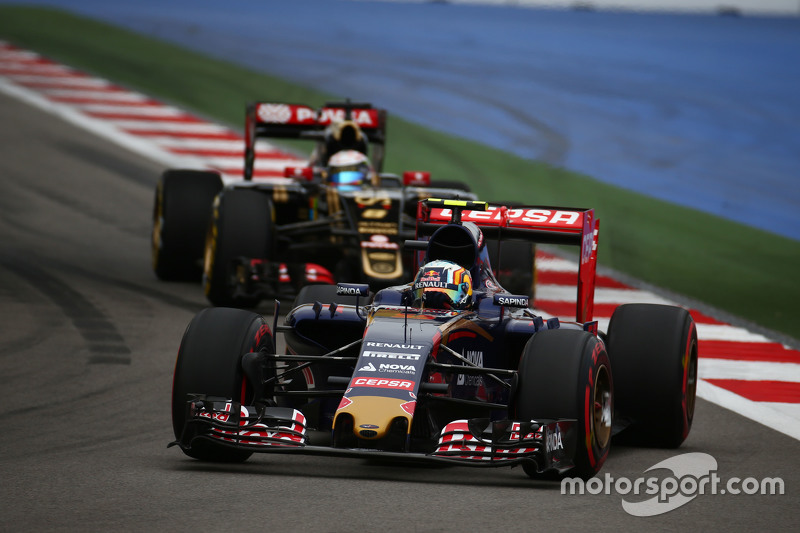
334,396,414,440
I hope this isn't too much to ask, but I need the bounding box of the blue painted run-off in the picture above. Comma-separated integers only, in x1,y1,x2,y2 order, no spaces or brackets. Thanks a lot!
5,0,799,240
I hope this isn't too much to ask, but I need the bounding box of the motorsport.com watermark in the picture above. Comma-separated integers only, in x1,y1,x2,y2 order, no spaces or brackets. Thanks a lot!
561,453,784,516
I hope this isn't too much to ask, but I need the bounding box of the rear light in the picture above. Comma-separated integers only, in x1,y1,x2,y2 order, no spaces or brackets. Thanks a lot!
403,171,430,186
284,166,314,181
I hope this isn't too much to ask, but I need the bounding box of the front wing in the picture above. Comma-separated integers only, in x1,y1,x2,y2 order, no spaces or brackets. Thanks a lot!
170,397,577,474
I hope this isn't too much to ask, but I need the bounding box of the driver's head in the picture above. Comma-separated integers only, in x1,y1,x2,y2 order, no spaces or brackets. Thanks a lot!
412,260,473,310
325,149,371,190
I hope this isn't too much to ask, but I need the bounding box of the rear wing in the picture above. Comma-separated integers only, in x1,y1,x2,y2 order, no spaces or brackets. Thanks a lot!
244,100,388,179
416,199,599,323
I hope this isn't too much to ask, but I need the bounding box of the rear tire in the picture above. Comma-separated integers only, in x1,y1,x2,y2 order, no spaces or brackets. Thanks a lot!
203,188,275,307
152,169,222,281
172,307,275,462
515,329,613,480
606,303,698,448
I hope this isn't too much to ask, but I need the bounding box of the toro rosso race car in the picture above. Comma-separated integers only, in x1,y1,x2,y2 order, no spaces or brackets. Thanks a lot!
170,199,698,480
152,100,538,307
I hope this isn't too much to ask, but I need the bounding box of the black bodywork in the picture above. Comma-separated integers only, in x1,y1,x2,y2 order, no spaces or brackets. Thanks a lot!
206,99,479,305
221,177,478,301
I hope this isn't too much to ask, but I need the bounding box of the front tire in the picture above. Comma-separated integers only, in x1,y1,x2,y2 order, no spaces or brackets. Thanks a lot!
606,303,698,448
152,169,222,281
515,329,613,480
172,307,274,462
203,188,275,307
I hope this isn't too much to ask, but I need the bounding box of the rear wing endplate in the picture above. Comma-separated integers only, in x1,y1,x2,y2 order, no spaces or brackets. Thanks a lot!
416,200,599,323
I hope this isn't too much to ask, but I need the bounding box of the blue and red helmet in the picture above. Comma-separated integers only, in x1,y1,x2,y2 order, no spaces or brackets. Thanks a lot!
412,260,473,310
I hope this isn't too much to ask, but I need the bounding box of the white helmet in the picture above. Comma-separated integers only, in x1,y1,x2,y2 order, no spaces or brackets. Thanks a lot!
326,150,371,190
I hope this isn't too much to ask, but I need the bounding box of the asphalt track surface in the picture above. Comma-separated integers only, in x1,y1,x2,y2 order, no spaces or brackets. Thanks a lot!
5,0,800,240
0,91,798,531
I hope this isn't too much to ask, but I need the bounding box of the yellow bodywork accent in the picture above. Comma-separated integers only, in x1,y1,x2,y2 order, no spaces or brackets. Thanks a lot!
202,196,221,296
334,396,412,440
425,198,488,211
361,248,402,279
272,185,289,203
326,187,341,214
151,180,164,269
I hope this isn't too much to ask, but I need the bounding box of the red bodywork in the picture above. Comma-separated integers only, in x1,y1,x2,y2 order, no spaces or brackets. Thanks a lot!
417,201,599,323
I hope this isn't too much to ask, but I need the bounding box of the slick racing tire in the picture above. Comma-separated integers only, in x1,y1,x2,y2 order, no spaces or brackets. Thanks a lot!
605,303,698,448
515,329,613,480
293,284,373,308
487,240,536,299
172,307,275,462
152,169,222,281
204,187,275,308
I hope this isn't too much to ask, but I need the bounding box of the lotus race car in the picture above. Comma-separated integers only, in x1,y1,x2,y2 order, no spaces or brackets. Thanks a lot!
169,199,698,480
152,100,539,308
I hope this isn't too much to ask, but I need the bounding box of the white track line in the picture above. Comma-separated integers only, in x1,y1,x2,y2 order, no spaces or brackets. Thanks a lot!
108,119,234,133
76,103,189,116
150,137,247,150
536,285,676,306
700,359,800,382
697,379,800,441
201,156,301,170
0,78,188,169
41,88,150,101
536,256,579,272
696,324,773,343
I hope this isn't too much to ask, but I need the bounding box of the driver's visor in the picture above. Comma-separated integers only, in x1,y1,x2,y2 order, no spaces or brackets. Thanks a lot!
330,170,365,186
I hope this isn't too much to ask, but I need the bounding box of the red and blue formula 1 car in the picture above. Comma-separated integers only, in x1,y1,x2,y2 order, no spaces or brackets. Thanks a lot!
170,199,698,480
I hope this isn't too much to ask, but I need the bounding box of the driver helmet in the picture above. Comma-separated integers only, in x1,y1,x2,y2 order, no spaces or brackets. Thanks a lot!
326,149,371,190
412,260,473,310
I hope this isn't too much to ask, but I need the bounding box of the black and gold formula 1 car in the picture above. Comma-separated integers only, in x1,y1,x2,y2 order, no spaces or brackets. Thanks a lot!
151,99,536,308
169,199,698,481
